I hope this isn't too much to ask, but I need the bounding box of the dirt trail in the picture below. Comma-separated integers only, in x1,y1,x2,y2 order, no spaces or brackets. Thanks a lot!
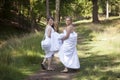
25,55,79,80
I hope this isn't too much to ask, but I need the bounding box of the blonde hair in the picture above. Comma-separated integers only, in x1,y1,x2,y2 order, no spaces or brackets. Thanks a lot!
66,16,72,21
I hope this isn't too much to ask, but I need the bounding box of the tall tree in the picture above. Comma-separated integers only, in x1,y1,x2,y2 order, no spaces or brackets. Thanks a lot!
2,0,12,19
106,0,109,19
91,0,99,23
119,1,120,16
46,0,50,18
55,0,60,32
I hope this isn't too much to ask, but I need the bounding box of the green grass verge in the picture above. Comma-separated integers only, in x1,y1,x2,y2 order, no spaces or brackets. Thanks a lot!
74,18,120,80
0,31,45,80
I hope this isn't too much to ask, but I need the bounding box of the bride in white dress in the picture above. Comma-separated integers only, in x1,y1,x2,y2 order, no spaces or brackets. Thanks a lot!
41,17,60,71
58,17,80,72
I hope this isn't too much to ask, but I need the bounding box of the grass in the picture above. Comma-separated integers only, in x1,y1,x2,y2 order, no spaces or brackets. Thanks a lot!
0,31,45,80
0,17,120,80
74,18,120,80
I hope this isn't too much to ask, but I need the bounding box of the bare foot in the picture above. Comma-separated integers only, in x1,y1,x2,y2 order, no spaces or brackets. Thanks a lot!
61,69,68,73
47,67,55,71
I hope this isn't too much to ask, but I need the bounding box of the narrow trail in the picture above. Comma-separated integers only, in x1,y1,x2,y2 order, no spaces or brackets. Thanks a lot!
25,55,79,80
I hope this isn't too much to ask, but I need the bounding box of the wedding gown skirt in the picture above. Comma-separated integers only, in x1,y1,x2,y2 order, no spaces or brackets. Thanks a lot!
58,31,80,69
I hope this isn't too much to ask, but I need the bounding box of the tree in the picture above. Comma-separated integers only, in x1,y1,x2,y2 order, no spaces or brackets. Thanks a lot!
55,0,60,32
46,0,50,18
91,0,99,23
1,0,12,19
106,0,109,19
100,0,120,16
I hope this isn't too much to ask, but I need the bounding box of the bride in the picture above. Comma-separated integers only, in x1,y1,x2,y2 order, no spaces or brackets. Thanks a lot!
58,17,80,72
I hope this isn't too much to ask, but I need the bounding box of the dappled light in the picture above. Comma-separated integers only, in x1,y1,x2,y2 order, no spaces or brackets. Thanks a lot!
0,0,120,79
0,17,120,80
75,18,120,80
0,32,44,80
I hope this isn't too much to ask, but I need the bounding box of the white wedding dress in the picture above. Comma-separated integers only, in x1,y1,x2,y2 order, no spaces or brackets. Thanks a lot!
58,30,80,69
50,31,61,51
44,25,61,58
44,25,55,58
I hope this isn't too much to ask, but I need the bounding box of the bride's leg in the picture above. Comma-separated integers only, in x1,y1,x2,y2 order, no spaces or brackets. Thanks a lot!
41,58,46,70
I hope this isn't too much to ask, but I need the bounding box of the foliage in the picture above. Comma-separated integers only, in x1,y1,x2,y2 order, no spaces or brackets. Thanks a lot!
59,0,92,19
0,0,120,27
99,0,120,16
0,32,44,80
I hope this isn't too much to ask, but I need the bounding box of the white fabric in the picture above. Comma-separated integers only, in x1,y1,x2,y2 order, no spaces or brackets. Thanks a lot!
41,37,51,51
58,33,66,39
44,25,54,39
42,25,54,58
58,30,80,69
44,50,54,58
50,32,62,51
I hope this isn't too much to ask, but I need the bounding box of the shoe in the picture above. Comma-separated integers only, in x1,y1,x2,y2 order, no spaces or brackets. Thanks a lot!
41,63,46,70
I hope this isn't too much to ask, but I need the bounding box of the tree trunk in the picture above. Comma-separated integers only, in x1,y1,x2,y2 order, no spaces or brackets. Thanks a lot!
106,0,109,19
2,0,11,19
119,1,120,16
46,0,49,18
55,0,60,32
29,0,35,31
92,0,99,23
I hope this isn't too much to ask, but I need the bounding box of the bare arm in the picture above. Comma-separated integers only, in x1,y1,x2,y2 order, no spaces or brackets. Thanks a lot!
62,25,73,40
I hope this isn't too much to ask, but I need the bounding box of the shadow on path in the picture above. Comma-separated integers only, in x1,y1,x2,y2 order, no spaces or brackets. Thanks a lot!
25,56,79,80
